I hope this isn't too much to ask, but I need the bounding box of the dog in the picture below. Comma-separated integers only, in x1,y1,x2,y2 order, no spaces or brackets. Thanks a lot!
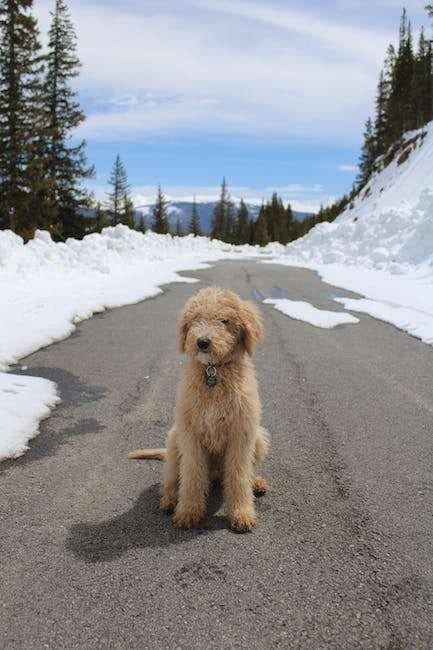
129,287,269,532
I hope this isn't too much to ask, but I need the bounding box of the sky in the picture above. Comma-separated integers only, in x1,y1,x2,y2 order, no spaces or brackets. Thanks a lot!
34,0,429,211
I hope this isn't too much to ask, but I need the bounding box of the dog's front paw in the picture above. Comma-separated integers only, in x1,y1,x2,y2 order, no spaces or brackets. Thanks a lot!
160,492,177,513
173,507,205,529
228,509,257,532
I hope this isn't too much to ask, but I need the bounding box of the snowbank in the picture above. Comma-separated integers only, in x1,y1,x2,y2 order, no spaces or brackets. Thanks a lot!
0,226,257,460
0,373,60,461
0,227,256,369
265,122,433,346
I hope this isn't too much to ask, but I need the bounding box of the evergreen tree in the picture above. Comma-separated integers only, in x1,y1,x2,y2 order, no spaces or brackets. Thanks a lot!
189,197,201,236
137,214,146,233
248,218,255,245
45,0,93,238
94,201,107,232
411,28,432,128
107,154,129,225
388,9,416,141
285,203,294,243
121,195,134,229
357,118,376,188
269,193,290,243
152,185,170,234
235,198,249,244
0,0,46,234
254,206,269,247
374,54,393,157
211,178,235,242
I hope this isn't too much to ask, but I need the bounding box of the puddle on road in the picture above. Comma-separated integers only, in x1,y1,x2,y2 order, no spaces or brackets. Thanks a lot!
251,288,265,303
271,286,290,300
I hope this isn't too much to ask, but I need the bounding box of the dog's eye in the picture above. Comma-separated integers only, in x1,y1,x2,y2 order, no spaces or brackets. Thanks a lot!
220,319,229,326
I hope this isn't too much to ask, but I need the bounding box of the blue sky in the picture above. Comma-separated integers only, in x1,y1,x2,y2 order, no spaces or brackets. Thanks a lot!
35,0,429,211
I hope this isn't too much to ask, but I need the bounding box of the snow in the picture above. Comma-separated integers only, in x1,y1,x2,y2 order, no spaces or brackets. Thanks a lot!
263,298,359,329
0,226,257,461
2,122,433,460
0,372,60,461
264,121,433,346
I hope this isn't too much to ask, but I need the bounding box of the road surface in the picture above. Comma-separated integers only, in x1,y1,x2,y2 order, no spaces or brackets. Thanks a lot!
1,260,433,648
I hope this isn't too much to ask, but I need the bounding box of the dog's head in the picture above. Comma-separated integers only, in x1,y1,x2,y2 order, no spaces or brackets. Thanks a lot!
178,287,263,364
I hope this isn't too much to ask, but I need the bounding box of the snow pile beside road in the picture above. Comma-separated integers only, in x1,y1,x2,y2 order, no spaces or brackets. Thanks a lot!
270,187,433,272
266,122,433,346
0,373,60,461
0,226,256,460
0,226,254,369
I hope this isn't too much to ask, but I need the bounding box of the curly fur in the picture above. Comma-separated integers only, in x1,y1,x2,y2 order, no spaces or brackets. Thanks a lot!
129,287,270,532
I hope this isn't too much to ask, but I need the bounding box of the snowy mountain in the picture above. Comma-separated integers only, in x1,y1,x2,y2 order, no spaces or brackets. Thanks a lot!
136,201,311,233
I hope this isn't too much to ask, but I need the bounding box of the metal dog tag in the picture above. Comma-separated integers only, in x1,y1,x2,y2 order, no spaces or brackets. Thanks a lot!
205,365,217,387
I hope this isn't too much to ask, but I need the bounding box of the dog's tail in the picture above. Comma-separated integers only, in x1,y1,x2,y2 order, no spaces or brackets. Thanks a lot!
128,448,166,461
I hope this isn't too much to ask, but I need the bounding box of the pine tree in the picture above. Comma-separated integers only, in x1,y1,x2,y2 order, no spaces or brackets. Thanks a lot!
374,65,392,157
45,0,93,238
94,201,107,232
189,197,201,236
388,10,416,141
357,118,376,188
137,214,146,233
235,198,249,244
121,195,134,229
211,178,235,242
285,203,294,243
248,218,255,245
411,28,432,128
107,154,129,225
254,206,269,246
152,185,170,234
0,0,47,234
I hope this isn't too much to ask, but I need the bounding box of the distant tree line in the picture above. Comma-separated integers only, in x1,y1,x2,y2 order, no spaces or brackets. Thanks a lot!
209,178,302,246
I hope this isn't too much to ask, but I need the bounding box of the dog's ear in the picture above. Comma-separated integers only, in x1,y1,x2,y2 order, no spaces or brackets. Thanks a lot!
240,300,264,356
177,306,190,354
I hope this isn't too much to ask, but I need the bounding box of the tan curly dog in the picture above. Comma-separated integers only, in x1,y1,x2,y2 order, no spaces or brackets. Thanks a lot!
129,287,269,532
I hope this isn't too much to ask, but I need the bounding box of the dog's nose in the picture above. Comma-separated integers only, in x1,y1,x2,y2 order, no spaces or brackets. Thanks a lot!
197,337,210,351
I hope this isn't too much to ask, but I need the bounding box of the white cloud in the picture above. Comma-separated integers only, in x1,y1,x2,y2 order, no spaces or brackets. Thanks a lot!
33,0,398,144
339,164,358,173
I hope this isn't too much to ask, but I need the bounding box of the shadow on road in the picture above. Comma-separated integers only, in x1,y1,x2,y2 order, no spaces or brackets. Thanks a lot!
66,483,226,563
1,368,107,474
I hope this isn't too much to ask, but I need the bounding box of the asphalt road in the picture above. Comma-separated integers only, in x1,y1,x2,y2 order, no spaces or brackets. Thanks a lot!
1,260,433,649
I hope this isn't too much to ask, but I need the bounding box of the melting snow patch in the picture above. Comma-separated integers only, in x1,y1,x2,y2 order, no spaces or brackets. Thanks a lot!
334,297,433,345
0,372,60,461
264,298,359,329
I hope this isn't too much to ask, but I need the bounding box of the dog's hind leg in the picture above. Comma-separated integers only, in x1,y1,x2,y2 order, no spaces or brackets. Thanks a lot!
160,428,180,512
254,426,270,466
252,428,270,496
252,475,268,495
